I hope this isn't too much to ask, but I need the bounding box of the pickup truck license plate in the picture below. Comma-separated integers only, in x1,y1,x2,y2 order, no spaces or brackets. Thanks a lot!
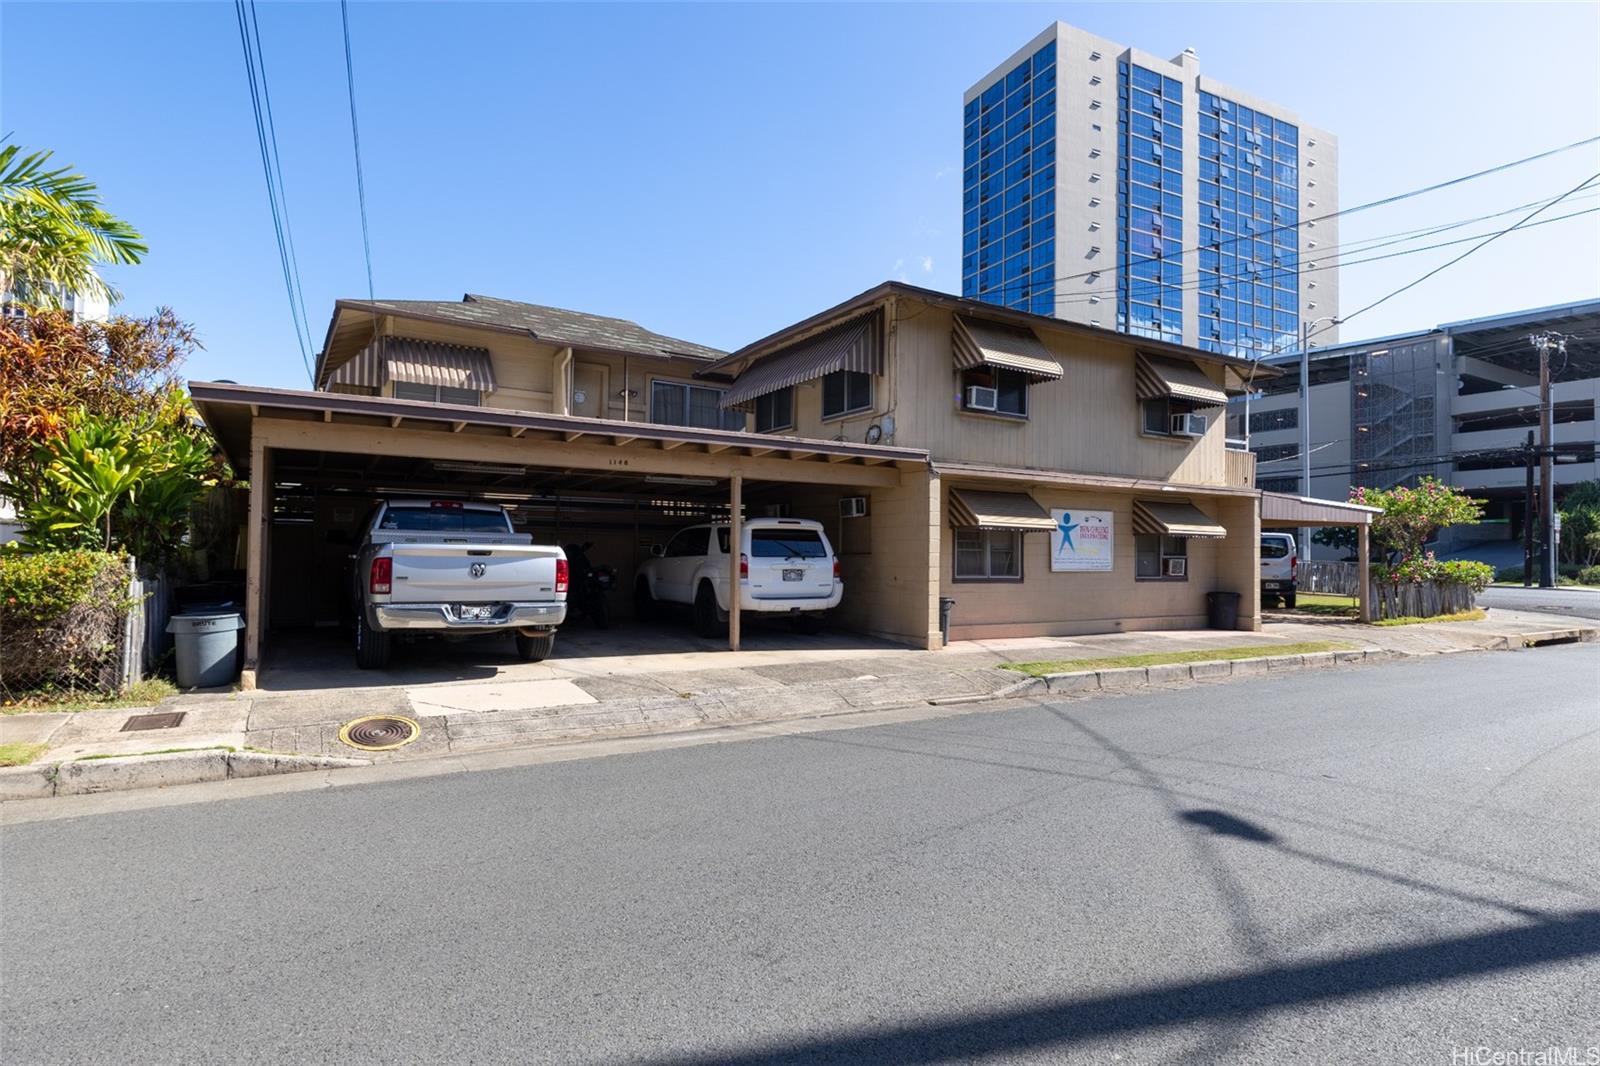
458,605,495,621
782,568,805,582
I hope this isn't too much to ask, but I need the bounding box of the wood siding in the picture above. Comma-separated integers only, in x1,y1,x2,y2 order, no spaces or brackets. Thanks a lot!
888,303,1234,485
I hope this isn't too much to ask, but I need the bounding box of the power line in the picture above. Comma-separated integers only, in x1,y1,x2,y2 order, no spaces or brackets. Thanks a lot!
1303,171,1600,348
340,0,376,305
232,0,313,382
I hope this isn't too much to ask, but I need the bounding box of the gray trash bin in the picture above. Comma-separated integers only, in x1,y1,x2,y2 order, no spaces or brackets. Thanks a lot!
167,611,244,688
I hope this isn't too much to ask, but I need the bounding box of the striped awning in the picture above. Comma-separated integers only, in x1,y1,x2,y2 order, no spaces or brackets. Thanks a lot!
327,336,497,392
952,315,1063,381
1135,354,1227,406
722,312,882,409
949,489,1056,531
1131,499,1227,539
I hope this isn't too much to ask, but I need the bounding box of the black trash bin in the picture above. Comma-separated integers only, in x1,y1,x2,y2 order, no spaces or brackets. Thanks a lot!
938,597,957,646
1206,591,1241,630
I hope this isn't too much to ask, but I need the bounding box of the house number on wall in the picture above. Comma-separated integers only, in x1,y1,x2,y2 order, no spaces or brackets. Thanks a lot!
609,458,630,467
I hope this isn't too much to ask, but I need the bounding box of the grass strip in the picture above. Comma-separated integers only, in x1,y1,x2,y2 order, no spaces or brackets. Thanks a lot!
999,640,1357,678
74,745,237,761
1373,609,1486,627
2,679,180,716
0,742,49,767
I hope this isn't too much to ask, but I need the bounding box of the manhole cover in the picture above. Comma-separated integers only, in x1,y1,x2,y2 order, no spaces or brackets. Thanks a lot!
338,715,421,751
122,712,186,732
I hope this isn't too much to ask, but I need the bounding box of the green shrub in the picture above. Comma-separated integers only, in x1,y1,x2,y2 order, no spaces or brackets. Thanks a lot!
1371,555,1493,591
1578,565,1600,586
0,549,127,625
1496,565,1524,583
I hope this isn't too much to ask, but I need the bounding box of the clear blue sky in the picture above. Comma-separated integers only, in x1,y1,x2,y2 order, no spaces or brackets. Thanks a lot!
4,2,1598,388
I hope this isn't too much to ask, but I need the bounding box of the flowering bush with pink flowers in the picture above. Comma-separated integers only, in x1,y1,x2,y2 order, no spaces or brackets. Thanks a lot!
1351,478,1484,567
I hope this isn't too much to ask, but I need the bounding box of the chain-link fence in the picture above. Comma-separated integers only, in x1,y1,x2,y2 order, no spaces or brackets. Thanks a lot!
0,557,156,705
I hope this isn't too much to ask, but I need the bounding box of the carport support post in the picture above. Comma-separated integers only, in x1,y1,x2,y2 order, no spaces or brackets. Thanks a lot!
1357,522,1372,624
241,435,271,691
729,472,742,651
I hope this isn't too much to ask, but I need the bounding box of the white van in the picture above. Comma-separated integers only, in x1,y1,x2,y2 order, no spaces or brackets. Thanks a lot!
1260,532,1298,608
635,518,843,636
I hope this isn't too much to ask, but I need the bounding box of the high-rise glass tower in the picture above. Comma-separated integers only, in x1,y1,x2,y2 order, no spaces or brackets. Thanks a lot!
963,22,1339,357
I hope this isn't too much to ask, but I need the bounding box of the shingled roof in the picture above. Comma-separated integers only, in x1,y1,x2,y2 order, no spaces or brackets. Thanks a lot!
316,294,725,386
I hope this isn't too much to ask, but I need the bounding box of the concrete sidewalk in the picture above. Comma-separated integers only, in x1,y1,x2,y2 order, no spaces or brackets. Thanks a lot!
4,607,1590,781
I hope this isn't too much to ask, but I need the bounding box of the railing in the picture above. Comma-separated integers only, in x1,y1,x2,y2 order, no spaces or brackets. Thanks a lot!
1224,447,1256,488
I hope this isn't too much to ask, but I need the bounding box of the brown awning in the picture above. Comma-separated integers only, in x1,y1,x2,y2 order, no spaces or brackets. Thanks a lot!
1132,499,1227,539
952,315,1063,381
722,312,882,409
1135,354,1227,406
949,489,1056,531
328,336,497,391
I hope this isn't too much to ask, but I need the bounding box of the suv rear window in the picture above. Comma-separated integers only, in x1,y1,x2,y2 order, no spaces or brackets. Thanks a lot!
379,508,511,534
750,529,827,559
1260,539,1291,559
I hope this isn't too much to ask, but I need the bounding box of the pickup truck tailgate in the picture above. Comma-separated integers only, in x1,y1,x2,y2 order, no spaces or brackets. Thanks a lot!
387,543,564,604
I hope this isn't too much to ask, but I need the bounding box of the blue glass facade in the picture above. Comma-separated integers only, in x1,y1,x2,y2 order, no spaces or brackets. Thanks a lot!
962,39,1057,314
1115,63,1185,344
1196,91,1300,357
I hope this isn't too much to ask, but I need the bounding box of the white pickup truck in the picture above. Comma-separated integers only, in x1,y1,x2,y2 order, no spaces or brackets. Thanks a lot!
634,517,843,637
352,500,567,669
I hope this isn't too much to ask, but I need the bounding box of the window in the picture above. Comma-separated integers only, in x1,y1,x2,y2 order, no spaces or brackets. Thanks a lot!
750,529,828,558
651,380,744,431
378,506,511,535
959,366,1030,417
1134,534,1187,579
663,527,709,558
393,382,482,406
754,388,794,433
1142,397,1171,435
821,370,872,419
954,529,1021,581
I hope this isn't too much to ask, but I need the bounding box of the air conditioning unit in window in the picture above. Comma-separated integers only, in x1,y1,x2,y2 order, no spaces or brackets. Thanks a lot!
966,385,999,411
1164,557,1187,577
839,496,868,519
1171,412,1209,437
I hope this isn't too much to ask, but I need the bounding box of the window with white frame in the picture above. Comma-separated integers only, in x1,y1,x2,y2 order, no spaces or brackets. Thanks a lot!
393,382,482,406
1134,534,1187,579
959,366,1030,417
954,528,1022,581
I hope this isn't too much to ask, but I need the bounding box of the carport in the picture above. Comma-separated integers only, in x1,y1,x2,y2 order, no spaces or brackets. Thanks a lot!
1260,491,1382,622
189,382,934,689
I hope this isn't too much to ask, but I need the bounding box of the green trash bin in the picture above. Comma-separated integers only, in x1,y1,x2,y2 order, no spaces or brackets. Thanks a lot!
167,611,244,688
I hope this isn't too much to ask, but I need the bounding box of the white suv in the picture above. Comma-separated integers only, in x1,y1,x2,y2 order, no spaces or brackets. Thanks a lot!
635,518,843,636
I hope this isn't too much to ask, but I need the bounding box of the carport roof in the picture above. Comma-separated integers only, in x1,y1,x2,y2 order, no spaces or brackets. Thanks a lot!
1260,491,1380,527
189,381,929,480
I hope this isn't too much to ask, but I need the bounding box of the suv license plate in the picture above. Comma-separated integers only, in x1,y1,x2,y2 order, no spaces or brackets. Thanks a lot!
458,605,495,621
783,568,805,581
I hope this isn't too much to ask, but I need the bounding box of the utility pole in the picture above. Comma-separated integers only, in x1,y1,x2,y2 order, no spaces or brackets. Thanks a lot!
1530,332,1566,588
1522,429,1535,587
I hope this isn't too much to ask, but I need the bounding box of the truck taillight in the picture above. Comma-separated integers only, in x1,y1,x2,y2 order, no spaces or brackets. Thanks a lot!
370,557,392,595
555,558,569,594
1290,554,1299,578
739,553,748,579
833,558,841,581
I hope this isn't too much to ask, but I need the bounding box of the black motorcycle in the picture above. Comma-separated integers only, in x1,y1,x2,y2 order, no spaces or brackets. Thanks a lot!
562,542,615,629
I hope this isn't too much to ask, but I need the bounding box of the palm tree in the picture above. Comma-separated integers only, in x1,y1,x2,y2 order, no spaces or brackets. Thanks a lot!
0,142,147,309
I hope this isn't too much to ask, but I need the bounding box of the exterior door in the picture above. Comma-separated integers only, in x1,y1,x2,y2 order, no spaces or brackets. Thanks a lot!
572,363,608,419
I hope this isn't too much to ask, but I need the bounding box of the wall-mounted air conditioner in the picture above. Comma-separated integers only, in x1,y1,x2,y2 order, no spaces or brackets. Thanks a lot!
839,496,868,519
966,385,998,411
1164,557,1187,577
1170,412,1208,437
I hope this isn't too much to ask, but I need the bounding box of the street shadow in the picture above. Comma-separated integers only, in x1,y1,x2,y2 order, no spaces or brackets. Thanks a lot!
1178,808,1280,843
622,911,1600,1066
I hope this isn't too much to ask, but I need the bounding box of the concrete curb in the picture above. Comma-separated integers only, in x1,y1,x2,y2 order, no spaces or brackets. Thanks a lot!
993,634,1592,699
0,750,371,802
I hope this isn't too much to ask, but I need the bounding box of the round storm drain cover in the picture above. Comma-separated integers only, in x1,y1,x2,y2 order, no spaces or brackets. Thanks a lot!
338,715,421,752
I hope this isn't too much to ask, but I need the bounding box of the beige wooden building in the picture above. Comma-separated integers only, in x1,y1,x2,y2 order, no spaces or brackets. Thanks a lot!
192,283,1374,686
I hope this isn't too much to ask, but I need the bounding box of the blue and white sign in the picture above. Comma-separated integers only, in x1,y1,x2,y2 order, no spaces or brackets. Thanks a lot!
1050,509,1113,572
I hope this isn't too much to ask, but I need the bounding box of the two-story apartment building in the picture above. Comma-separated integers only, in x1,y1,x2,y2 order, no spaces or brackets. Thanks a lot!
191,284,1369,687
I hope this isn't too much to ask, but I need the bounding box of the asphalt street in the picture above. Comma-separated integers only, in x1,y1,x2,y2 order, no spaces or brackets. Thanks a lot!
5,645,1599,1065
1480,584,1600,621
